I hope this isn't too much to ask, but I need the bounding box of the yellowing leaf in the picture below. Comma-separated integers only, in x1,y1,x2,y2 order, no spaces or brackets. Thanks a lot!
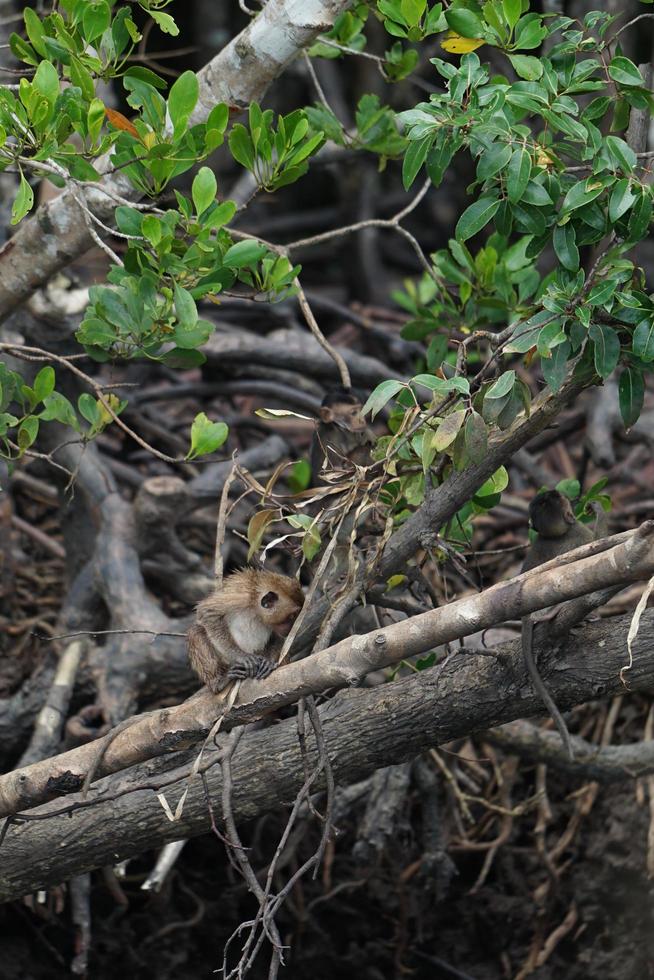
440,31,485,54
247,508,278,560
97,393,123,426
535,146,555,168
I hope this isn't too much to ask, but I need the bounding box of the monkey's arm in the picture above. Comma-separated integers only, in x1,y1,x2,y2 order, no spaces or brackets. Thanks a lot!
187,623,230,694
521,614,573,760
188,621,278,691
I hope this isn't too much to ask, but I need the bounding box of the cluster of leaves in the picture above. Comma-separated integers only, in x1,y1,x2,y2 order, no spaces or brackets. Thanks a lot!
0,2,332,460
306,95,407,165
228,104,325,193
392,10,654,436
359,372,505,540
0,363,125,459
77,165,299,364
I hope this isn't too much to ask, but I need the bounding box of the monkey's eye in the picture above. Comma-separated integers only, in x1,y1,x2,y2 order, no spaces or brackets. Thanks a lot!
261,591,278,609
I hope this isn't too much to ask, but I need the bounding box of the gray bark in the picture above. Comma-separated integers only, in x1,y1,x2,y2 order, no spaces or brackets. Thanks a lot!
1,607,654,903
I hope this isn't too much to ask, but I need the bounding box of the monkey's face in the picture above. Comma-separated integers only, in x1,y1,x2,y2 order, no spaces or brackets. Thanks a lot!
320,402,367,433
258,582,304,637
529,490,577,538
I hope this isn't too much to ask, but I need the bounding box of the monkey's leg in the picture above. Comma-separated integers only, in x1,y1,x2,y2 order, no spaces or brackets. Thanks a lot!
227,655,276,681
521,615,574,760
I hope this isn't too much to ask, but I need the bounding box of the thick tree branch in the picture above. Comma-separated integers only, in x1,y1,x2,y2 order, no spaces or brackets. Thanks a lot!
0,523,651,819
1,607,654,903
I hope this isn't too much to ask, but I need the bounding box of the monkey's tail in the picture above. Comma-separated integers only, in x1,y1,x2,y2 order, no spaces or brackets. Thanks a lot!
522,618,574,761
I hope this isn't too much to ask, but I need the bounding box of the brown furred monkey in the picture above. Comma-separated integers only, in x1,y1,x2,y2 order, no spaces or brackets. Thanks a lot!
187,568,304,693
521,490,595,759
310,387,375,486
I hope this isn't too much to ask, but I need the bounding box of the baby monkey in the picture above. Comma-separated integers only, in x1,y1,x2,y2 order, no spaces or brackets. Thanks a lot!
187,568,304,693
310,387,375,485
522,490,595,759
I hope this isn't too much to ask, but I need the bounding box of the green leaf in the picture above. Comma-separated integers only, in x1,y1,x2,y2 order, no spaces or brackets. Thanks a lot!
455,196,500,242
191,166,217,215
33,60,59,105
556,478,580,501
553,223,579,271
288,459,312,494
78,392,100,426
402,134,433,190
150,10,179,35
507,53,543,80
503,0,522,29
141,214,161,246
170,316,213,351
589,322,620,378
33,366,55,403
561,178,606,214
82,1,111,43
605,135,636,173
444,7,484,37
173,283,198,329
69,57,94,102
203,200,237,229
229,124,255,170
618,367,644,429
362,379,405,419
412,374,470,395
609,178,636,223
426,334,448,371
167,69,198,138
302,524,322,561
513,14,547,49
475,465,509,498
160,348,206,369
477,142,512,181
23,7,47,57
11,174,34,225
633,317,654,361
223,240,268,269
608,57,644,87
39,391,80,430
507,146,531,203
18,416,39,451
486,370,516,400
186,412,228,460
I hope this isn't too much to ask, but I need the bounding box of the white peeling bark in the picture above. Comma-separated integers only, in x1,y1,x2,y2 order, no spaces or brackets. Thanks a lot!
0,0,352,323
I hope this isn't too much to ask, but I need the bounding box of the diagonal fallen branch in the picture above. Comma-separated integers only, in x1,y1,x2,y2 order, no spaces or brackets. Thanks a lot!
0,521,652,819
3,604,654,902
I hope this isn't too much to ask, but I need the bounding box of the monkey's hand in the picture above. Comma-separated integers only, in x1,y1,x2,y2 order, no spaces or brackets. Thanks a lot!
227,655,276,682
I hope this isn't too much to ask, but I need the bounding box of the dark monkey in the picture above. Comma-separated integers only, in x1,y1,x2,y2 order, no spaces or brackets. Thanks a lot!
310,387,375,486
187,568,305,693
521,490,595,759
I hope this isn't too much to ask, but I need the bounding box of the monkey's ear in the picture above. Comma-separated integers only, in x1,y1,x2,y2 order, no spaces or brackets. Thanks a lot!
319,406,334,423
260,591,278,609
